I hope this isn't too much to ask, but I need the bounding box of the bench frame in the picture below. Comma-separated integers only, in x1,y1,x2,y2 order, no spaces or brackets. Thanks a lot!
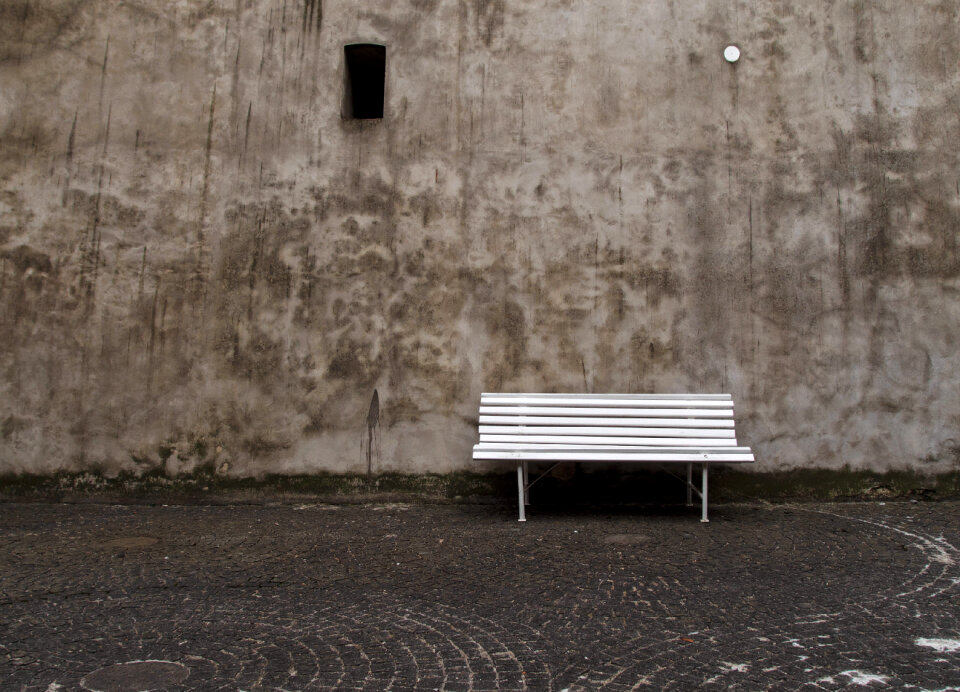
512,459,713,522
472,393,755,522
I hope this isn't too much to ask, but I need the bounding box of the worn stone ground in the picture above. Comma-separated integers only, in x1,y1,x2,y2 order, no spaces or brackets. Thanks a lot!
1,500,959,691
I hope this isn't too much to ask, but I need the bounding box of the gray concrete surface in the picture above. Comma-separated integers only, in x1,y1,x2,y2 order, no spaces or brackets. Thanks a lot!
2,500,959,690
3,1,960,477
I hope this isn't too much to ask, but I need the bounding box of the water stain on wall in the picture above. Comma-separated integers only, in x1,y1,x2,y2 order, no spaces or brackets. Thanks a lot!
1,0,960,475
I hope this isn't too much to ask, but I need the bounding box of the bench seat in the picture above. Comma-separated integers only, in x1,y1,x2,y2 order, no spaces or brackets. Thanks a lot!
472,393,755,522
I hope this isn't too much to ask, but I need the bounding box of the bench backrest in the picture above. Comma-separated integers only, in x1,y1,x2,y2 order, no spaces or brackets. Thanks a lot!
479,393,740,448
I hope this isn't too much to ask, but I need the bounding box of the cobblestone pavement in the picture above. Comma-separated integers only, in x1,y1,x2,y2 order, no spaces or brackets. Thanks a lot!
1,500,959,691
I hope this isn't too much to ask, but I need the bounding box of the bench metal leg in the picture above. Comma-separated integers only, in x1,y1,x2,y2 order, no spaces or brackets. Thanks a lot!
517,462,527,522
701,464,709,523
666,465,708,522
522,461,530,505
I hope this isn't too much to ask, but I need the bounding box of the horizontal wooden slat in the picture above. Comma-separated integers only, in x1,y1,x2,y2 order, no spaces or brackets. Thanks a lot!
476,443,749,451
481,393,732,401
478,415,736,428
482,395,732,408
479,425,736,437
479,406,733,418
480,434,737,446
472,445,755,463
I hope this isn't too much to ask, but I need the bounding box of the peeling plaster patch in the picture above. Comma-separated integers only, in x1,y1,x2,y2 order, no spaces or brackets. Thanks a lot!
916,638,960,653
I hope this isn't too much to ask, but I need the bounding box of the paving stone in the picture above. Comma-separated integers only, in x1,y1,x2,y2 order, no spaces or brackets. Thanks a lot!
0,501,958,690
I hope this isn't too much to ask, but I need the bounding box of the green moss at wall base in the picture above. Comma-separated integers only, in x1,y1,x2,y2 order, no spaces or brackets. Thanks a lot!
0,468,958,505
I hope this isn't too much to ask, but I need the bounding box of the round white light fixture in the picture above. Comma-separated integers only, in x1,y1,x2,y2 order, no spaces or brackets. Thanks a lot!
724,45,741,63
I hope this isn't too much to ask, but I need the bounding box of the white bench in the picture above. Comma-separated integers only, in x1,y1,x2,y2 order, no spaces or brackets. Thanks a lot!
472,393,755,522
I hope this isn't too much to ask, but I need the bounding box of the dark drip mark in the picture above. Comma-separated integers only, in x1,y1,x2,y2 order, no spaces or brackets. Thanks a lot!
366,389,380,476
302,0,322,34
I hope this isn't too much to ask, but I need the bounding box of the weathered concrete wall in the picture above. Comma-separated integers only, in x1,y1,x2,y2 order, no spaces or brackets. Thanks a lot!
1,0,959,476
